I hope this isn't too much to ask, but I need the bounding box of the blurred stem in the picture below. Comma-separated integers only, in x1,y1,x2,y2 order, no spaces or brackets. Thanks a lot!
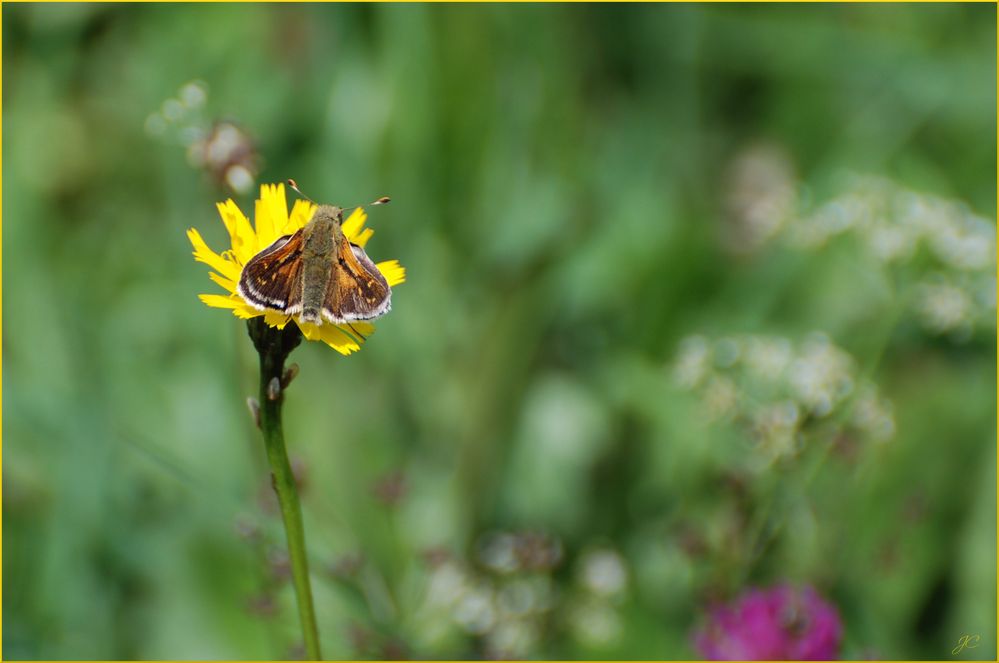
740,275,910,579
247,318,322,660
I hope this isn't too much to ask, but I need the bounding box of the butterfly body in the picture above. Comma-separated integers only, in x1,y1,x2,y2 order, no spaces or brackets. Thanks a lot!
299,206,345,323
238,204,391,325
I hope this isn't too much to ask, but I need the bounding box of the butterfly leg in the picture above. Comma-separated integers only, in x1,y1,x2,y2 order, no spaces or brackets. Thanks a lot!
347,323,368,341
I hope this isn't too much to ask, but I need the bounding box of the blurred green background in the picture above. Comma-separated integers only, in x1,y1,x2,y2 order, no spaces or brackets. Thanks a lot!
3,3,996,660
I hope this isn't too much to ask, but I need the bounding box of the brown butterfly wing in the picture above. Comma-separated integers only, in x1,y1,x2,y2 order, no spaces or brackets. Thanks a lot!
321,239,392,323
238,230,305,314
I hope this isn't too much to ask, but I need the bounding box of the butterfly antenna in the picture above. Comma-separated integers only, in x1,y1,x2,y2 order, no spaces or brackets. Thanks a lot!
286,179,318,206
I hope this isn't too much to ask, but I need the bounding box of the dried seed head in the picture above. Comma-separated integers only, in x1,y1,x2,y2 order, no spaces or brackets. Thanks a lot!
246,397,261,428
282,363,300,388
267,377,281,401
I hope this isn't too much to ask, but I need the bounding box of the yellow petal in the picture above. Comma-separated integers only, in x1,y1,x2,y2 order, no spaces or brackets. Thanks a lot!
232,306,264,320
216,200,258,263
209,271,237,294
257,183,289,245
353,228,374,248
342,208,368,242
320,324,362,355
254,197,275,248
293,320,360,354
188,228,241,282
199,293,243,309
298,321,321,341
288,199,317,233
264,311,293,328
349,322,376,337
377,260,406,286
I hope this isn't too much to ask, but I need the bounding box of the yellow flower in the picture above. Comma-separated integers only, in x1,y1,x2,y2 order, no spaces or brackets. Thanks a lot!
188,182,405,355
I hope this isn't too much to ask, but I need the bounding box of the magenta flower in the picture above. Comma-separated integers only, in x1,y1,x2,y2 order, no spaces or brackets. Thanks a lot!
693,584,843,660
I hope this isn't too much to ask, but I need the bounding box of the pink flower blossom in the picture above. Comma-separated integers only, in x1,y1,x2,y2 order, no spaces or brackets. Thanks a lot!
693,584,843,660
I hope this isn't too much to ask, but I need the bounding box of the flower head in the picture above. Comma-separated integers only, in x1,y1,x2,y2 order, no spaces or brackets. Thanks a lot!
188,182,405,354
693,584,843,660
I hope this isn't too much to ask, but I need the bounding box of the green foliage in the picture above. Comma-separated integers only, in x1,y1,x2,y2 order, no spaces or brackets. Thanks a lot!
3,4,995,659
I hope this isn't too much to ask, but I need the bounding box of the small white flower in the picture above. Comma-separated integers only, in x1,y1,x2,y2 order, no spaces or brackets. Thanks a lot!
866,223,915,262
179,81,207,109
702,375,740,421
673,335,712,388
579,550,628,597
788,333,855,416
477,532,520,574
852,385,895,442
916,279,973,335
486,620,538,658
743,336,793,381
425,561,470,608
161,98,184,122
724,143,798,252
750,400,802,458
933,213,995,272
453,584,496,635
225,164,255,194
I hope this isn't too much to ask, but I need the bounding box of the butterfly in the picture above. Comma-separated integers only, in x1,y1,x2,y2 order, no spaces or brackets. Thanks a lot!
237,192,392,326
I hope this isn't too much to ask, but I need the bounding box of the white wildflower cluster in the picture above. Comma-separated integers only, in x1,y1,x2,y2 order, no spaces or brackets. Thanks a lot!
671,332,895,461
417,531,562,658
145,81,259,193
144,80,208,141
785,175,995,338
568,549,629,648
416,537,636,656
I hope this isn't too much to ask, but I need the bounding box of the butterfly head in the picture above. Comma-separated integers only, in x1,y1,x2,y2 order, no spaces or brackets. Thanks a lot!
303,205,345,254
312,204,344,225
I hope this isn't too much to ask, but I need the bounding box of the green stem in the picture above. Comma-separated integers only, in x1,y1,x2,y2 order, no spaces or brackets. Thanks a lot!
738,277,911,582
248,319,322,660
